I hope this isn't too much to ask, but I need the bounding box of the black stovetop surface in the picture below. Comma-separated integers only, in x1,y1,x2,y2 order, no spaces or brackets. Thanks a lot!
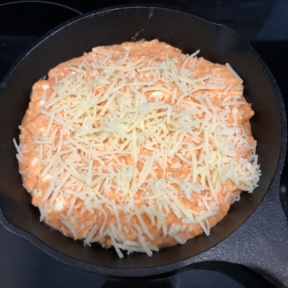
0,1,287,288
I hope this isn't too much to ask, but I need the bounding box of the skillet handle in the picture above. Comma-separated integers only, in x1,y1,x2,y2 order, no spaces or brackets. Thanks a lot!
100,261,277,288
178,261,277,288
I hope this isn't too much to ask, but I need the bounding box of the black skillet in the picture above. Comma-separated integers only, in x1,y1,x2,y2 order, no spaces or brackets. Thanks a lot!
0,5,287,284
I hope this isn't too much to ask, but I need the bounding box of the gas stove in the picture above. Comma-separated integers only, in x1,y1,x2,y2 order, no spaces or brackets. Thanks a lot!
0,1,287,287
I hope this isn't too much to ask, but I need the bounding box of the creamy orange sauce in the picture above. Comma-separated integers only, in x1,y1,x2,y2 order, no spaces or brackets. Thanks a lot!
17,40,260,256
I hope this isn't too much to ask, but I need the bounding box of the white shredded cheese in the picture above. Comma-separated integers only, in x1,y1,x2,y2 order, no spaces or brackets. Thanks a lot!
17,40,261,258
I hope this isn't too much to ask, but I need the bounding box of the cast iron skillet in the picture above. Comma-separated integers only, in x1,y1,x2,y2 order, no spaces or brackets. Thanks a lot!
0,6,284,277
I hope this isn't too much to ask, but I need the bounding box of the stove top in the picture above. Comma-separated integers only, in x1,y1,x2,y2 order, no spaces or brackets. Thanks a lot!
0,1,287,288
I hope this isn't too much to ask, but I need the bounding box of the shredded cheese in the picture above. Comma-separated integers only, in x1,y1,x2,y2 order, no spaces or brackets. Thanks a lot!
16,39,261,258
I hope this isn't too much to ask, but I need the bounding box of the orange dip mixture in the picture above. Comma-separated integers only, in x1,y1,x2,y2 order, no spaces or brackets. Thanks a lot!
16,40,261,257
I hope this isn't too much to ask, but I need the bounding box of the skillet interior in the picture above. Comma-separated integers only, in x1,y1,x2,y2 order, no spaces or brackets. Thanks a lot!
0,6,282,276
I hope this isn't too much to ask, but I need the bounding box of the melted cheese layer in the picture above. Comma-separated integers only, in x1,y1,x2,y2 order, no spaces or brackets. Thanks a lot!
16,39,261,257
